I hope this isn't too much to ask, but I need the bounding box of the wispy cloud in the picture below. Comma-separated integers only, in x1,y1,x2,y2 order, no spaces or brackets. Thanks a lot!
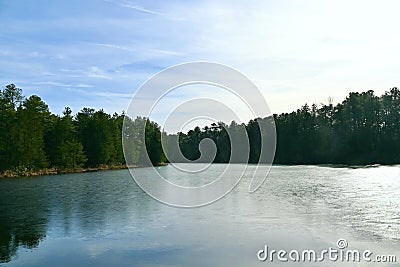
33,81,93,88
34,81,71,87
95,92,133,98
86,66,112,80
92,43,135,52
104,0,163,15
86,42,182,57
147,48,181,56
76,84,93,88
41,72,56,76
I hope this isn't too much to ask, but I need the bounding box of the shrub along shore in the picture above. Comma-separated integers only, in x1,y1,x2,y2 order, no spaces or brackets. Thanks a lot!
0,164,129,178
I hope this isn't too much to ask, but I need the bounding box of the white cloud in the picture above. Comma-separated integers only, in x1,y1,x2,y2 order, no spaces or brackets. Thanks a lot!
103,0,163,15
86,66,112,80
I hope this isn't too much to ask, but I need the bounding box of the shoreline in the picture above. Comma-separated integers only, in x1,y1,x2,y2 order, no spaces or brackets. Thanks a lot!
0,163,170,179
0,165,129,179
2,161,397,179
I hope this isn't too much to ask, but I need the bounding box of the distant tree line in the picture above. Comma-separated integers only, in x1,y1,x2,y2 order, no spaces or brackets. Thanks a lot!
272,88,400,164
173,87,400,165
2,84,400,175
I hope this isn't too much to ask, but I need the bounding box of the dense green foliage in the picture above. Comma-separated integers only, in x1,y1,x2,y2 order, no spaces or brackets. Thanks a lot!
274,88,400,165
122,116,165,167
175,87,400,165
0,84,165,174
2,84,400,174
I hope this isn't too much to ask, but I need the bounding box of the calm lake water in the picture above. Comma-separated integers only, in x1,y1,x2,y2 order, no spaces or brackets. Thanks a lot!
1,164,399,266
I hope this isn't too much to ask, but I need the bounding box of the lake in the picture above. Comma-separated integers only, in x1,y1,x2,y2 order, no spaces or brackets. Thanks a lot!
1,164,399,266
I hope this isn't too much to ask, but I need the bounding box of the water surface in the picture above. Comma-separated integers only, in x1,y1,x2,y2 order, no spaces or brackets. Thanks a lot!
1,164,399,266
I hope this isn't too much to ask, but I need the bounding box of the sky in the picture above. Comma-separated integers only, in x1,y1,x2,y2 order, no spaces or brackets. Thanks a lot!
1,0,400,129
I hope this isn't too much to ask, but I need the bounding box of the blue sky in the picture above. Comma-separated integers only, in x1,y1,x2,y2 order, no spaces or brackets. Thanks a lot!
1,0,400,120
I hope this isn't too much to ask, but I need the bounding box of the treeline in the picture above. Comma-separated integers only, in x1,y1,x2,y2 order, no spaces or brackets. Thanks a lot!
167,119,269,164
175,87,400,165
2,84,400,175
274,88,400,165
0,84,164,175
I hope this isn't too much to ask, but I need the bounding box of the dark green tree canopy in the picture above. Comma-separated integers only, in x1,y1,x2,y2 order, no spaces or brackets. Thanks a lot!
2,84,400,175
